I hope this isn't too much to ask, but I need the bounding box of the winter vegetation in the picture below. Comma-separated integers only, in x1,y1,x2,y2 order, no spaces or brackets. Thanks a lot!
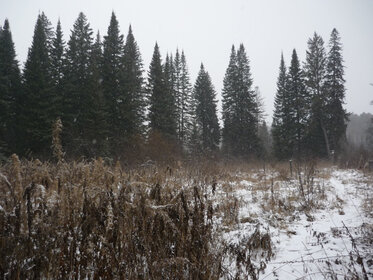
1,10,373,279
1,157,372,279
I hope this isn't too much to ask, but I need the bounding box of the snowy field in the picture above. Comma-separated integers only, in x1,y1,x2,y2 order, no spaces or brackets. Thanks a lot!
213,167,373,279
1,159,372,279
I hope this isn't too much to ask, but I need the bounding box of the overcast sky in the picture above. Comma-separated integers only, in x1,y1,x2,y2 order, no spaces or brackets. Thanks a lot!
2,0,373,122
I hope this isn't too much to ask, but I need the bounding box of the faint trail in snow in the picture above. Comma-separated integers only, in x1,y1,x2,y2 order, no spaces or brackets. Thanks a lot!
259,169,373,280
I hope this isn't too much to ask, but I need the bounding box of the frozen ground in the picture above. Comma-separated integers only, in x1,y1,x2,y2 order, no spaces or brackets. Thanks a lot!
213,168,373,279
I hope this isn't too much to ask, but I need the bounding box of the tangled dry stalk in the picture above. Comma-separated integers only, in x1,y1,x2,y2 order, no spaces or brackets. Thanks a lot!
0,156,275,279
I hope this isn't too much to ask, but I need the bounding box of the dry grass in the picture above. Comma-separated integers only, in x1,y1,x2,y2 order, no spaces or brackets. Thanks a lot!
0,155,278,279
2,155,357,279
0,156,224,279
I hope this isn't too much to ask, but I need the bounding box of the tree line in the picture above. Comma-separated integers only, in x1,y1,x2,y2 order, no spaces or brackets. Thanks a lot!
0,11,347,162
272,30,348,160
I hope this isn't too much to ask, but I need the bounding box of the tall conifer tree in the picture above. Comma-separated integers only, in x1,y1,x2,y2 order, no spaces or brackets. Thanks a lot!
121,25,145,138
236,44,261,156
222,45,238,155
193,63,220,152
222,44,261,158
178,51,193,144
304,32,329,157
272,53,290,159
173,49,182,136
63,12,94,154
85,32,109,156
50,19,65,119
22,13,54,156
288,49,307,158
147,43,176,137
102,12,124,149
324,28,348,154
0,19,21,155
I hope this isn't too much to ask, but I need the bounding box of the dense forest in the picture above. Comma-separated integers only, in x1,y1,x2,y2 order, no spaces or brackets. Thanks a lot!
0,11,367,163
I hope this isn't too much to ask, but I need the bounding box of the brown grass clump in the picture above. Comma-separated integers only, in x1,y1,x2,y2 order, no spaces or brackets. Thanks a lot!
0,156,275,279
223,226,274,280
0,157,216,279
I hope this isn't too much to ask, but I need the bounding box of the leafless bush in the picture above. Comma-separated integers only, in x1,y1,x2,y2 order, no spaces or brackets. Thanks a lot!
294,159,327,210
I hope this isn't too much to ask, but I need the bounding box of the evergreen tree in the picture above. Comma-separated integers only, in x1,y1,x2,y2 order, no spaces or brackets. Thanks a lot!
178,51,193,145
222,44,261,158
102,12,124,149
0,19,21,155
271,53,290,159
287,49,308,158
235,44,261,156
222,45,238,155
193,63,220,153
85,32,109,156
62,12,94,155
170,49,193,145
147,43,176,137
50,19,65,119
163,53,174,113
173,49,182,135
121,25,145,138
22,12,54,156
324,28,348,154
304,32,329,157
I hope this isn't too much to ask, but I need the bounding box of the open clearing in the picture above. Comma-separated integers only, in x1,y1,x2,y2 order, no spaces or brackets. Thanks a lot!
1,159,372,279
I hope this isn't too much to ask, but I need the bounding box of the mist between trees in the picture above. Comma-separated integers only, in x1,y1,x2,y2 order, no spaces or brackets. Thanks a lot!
1,11,370,164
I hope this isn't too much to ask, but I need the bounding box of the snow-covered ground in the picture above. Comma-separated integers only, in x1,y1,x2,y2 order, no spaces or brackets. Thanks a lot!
214,168,373,279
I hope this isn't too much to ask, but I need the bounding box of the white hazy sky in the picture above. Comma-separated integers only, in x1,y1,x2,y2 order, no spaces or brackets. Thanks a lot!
1,0,373,122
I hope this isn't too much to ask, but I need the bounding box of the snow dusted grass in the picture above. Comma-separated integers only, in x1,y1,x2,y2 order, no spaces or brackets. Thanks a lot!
212,162,373,279
0,157,372,279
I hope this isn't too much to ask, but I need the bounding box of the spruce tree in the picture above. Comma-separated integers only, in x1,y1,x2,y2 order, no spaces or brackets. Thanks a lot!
173,49,182,135
304,32,329,157
102,12,124,149
222,44,261,158
62,12,94,155
121,25,145,138
324,28,348,154
222,45,238,155
50,19,65,119
0,19,21,155
147,43,176,137
193,63,220,153
171,49,192,146
22,12,54,156
85,32,109,156
272,53,290,159
287,49,307,158
235,44,261,156
178,51,193,145
163,53,174,115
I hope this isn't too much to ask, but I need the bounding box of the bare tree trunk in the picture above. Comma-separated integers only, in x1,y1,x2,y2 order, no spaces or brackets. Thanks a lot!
320,119,330,158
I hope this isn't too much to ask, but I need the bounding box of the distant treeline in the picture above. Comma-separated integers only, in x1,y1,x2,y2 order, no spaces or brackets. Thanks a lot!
347,113,373,148
0,11,350,162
